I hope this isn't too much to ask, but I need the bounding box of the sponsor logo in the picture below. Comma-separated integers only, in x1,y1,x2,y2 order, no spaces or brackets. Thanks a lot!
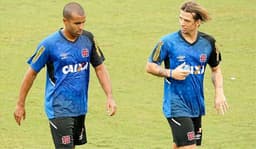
62,62,89,74
195,134,201,140
177,55,186,62
79,128,84,140
181,65,205,75
60,53,69,60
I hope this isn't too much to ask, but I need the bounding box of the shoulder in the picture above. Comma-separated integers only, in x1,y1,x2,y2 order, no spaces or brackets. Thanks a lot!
81,30,94,42
161,31,179,40
40,31,60,46
198,32,216,43
161,31,180,42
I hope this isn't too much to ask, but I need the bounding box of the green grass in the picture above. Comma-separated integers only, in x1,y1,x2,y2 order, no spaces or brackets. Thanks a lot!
0,0,256,148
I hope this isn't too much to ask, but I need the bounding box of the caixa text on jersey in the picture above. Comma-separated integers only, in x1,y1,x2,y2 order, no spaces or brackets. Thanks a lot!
62,62,89,74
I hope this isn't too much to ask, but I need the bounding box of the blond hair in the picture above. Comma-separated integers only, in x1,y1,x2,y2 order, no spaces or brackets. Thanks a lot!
180,1,211,22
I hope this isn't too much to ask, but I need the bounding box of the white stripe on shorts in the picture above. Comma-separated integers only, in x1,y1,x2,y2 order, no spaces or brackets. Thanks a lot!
49,121,58,130
171,118,181,126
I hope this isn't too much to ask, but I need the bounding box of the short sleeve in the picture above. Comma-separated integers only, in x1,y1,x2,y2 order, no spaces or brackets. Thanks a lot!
148,40,168,65
27,44,49,72
82,30,105,67
90,38,105,67
208,41,222,67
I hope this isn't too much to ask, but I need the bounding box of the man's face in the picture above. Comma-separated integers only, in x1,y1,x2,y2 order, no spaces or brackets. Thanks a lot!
64,13,86,38
179,10,200,34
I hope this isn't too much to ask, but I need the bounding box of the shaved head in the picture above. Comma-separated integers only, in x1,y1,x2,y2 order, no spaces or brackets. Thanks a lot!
63,2,85,19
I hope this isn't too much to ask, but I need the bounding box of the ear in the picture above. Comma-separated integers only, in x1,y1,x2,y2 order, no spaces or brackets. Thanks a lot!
196,19,201,27
63,18,68,23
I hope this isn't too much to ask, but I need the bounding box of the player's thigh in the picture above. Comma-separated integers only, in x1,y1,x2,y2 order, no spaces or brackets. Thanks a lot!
192,116,202,146
73,115,87,145
167,117,196,147
49,117,75,149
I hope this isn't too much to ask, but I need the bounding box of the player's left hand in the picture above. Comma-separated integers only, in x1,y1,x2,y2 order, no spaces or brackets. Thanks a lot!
106,98,117,116
214,95,228,115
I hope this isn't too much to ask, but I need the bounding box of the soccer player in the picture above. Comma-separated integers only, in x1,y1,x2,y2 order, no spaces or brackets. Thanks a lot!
146,1,228,149
14,2,117,149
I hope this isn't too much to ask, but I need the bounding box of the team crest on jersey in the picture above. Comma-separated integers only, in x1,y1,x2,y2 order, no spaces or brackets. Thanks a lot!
81,48,89,57
200,54,207,62
32,45,45,63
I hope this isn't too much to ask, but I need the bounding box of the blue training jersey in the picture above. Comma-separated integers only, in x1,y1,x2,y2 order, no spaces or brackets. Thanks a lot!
27,29,105,119
148,31,221,118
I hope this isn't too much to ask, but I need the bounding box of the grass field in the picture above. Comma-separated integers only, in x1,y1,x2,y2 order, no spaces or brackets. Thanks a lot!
0,0,256,148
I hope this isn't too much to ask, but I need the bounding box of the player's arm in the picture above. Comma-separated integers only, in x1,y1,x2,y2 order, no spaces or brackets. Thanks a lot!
146,40,189,80
94,63,117,116
14,67,38,125
89,33,116,116
211,65,228,115
146,62,190,80
146,62,170,78
146,40,171,78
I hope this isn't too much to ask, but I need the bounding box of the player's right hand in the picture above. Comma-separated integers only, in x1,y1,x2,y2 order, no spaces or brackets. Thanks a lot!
172,62,190,80
14,105,26,126
106,98,117,116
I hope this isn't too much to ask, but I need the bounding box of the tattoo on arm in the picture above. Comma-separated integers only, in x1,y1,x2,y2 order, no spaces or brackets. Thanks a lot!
157,65,169,77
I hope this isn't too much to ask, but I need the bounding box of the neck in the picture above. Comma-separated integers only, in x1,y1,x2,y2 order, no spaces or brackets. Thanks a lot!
62,28,77,42
181,30,198,44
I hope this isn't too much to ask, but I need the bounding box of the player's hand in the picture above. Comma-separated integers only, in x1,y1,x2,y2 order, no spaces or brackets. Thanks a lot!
214,95,228,115
14,104,26,125
106,98,117,116
172,63,190,80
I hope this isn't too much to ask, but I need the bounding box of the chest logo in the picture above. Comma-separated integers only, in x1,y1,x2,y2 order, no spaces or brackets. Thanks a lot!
62,62,89,74
177,55,186,62
81,48,89,57
200,54,207,63
60,53,69,60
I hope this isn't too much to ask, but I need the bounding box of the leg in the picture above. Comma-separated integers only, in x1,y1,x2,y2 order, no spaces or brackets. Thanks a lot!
49,117,74,149
167,117,196,149
177,144,196,149
73,115,87,146
192,117,202,146
173,143,196,149
173,143,178,149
